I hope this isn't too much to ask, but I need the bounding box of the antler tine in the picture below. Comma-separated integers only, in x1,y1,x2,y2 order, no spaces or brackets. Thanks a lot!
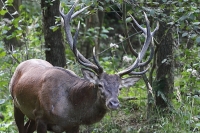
129,66,150,75
137,12,151,61
118,12,158,77
71,6,90,19
152,21,159,36
128,12,146,34
138,45,154,66
93,48,103,74
73,23,99,71
117,58,140,76
128,46,154,75
59,2,77,50
60,1,102,74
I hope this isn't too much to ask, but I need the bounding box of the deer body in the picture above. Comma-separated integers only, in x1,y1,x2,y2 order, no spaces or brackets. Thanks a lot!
10,59,113,132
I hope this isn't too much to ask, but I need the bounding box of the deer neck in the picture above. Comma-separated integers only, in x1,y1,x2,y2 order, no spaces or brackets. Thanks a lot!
69,79,107,124
69,79,106,109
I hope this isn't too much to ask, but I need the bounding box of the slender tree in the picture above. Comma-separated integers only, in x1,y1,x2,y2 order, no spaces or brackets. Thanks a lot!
41,0,66,67
153,1,174,110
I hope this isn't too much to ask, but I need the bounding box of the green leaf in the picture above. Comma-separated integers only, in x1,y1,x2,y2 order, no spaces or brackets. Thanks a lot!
178,7,184,12
100,33,108,39
193,22,200,25
0,10,7,15
5,0,13,5
0,51,6,57
11,11,18,16
0,99,5,104
195,37,200,43
107,27,114,30
126,17,132,23
190,34,197,39
98,6,104,11
196,123,200,127
2,30,8,34
161,58,167,63
50,25,59,32
102,29,109,33
6,35,13,40
167,22,174,25
150,9,155,16
180,15,187,21
182,32,188,37
152,2,159,5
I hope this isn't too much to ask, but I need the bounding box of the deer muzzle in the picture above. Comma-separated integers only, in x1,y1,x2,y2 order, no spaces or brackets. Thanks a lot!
106,98,120,110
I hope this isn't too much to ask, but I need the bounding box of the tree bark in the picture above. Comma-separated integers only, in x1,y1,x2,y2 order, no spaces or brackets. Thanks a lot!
41,0,66,67
147,8,174,120
154,5,174,110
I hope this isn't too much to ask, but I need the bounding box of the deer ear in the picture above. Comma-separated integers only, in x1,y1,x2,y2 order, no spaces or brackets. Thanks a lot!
81,68,98,83
120,76,141,88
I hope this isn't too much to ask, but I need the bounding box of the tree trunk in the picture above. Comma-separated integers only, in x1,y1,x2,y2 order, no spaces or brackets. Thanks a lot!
153,5,174,110
41,0,66,67
147,9,174,120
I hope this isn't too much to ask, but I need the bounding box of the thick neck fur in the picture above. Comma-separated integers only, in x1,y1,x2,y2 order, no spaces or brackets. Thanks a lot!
68,79,107,125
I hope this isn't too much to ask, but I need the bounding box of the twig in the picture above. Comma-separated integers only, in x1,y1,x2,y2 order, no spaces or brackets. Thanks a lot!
0,0,15,19
120,97,146,101
122,1,138,57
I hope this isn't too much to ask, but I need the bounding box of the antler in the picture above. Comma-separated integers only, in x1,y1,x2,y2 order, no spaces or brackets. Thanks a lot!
118,12,159,77
60,1,103,74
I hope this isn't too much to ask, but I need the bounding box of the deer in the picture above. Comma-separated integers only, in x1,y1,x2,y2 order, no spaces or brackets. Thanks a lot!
9,1,159,133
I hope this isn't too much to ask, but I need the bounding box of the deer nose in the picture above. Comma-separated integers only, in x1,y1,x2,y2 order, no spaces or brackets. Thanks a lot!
108,100,120,110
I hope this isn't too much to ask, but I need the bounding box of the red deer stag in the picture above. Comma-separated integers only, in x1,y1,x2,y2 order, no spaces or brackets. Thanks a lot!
9,1,159,133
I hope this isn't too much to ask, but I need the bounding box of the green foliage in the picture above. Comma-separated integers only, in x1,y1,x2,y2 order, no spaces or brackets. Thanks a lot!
0,46,17,131
0,0,44,132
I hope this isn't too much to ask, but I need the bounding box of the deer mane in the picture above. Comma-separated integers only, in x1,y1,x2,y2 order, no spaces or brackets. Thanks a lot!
68,79,97,106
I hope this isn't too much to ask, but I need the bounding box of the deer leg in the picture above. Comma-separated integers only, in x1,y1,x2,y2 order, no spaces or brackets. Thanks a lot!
14,105,25,133
35,118,47,133
25,119,36,133
33,104,47,133
65,126,79,133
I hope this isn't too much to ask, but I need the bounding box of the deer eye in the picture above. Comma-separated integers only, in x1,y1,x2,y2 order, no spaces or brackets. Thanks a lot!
98,84,103,88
